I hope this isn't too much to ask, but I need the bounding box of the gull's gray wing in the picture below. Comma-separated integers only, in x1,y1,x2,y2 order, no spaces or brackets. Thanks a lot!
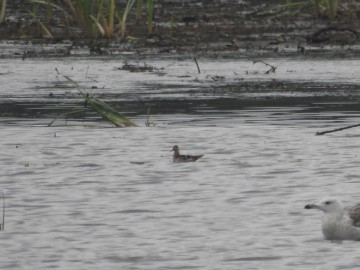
346,203,360,227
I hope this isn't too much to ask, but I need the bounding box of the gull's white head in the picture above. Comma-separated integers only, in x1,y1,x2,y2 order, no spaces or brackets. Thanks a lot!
305,198,344,214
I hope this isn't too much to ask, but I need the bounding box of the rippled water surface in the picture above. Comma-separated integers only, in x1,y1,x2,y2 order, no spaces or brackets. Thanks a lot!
1,55,360,269
1,110,360,270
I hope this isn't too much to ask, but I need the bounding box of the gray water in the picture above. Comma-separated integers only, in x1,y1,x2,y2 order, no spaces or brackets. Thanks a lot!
1,111,360,270
1,56,360,269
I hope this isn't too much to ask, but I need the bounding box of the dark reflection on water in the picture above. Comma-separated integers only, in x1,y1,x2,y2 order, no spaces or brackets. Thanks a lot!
225,256,282,261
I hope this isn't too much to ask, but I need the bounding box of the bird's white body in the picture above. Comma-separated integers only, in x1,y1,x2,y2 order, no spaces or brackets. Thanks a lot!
321,212,360,240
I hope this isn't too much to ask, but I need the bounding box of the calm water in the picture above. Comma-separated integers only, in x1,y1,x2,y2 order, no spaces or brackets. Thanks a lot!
1,109,360,270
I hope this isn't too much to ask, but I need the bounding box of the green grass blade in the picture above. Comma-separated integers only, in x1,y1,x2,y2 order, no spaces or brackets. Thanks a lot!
327,0,338,18
135,0,143,22
27,8,54,38
146,0,154,34
64,76,136,127
89,14,106,36
84,94,136,127
120,0,136,38
0,0,6,23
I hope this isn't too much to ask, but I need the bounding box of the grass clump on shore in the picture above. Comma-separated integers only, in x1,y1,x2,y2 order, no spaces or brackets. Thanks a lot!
0,0,6,23
261,0,350,20
284,0,340,19
29,0,155,39
313,0,339,18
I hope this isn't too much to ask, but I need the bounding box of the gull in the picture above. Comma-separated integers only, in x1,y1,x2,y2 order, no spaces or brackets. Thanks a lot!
305,198,360,240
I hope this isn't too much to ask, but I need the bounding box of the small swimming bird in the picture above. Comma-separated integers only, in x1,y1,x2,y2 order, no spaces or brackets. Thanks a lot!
305,198,360,240
171,145,203,162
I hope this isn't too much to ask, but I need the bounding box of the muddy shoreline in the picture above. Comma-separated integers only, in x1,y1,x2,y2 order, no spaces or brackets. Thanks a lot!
0,1,359,57
1,1,360,122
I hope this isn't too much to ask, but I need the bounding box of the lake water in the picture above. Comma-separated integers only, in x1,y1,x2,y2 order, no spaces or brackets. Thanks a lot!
1,109,360,270
1,56,360,269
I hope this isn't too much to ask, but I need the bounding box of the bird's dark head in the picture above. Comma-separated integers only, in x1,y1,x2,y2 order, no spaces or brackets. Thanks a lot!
171,145,179,152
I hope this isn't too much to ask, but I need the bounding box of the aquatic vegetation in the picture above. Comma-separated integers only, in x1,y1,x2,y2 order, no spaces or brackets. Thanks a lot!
47,108,90,127
119,0,136,38
0,0,6,23
146,0,154,34
134,0,154,34
118,62,162,73
135,0,143,23
29,0,153,39
262,0,344,20
313,0,339,18
27,5,54,38
49,76,137,128
63,0,127,38
65,0,104,38
145,105,156,127
65,76,136,127
284,0,340,19
83,92,137,127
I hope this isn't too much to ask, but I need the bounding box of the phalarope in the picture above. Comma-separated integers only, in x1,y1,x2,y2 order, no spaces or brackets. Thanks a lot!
171,145,203,162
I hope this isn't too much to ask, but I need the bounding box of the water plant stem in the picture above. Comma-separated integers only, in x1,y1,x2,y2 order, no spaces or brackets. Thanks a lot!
63,76,136,127
146,0,154,34
0,0,6,23
120,0,136,38
135,0,143,23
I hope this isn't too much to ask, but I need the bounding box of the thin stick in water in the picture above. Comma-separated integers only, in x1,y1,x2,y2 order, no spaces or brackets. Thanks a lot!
316,123,360,136
146,106,151,127
193,56,201,74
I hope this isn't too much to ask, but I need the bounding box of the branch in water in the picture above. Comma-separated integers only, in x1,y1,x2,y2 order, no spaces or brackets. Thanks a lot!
316,123,360,136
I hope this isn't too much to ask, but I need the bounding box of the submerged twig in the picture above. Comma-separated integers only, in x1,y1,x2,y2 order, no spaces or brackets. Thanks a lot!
48,108,89,127
193,56,201,74
316,123,360,136
253,60,277,74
